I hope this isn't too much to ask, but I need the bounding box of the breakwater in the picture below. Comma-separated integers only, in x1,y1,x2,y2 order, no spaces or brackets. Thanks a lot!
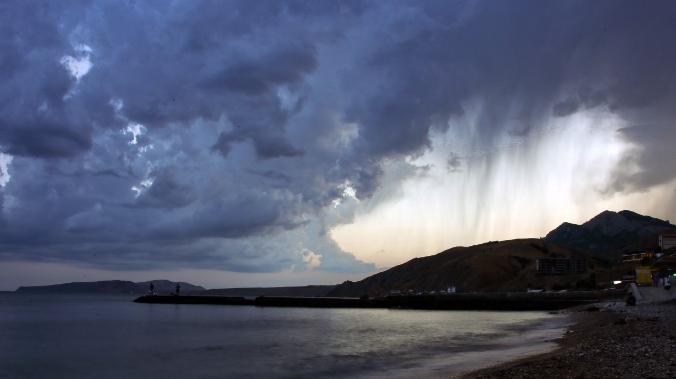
134,290,623,310
135,295,253,305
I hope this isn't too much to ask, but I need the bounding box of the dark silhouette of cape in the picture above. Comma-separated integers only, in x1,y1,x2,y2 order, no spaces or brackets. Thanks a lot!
15,280,204,294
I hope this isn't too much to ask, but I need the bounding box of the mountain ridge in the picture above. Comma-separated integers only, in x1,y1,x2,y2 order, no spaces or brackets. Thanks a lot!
328,209,673,297
545,209,675,261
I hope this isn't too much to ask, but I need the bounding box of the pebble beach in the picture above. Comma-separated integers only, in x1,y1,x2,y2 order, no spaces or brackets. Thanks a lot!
462,300,676,379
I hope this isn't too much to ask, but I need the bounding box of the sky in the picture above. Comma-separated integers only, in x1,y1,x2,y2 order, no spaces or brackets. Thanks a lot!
1,0,676,290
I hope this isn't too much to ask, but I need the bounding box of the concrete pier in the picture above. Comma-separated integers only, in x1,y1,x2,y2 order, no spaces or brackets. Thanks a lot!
134,295,254,305
134,290,621,310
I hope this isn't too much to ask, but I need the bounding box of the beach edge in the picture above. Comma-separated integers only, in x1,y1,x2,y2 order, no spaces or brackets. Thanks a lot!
459,301,676,378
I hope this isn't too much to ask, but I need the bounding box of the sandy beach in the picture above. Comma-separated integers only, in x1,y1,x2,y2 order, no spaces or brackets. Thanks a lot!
461,300,676,378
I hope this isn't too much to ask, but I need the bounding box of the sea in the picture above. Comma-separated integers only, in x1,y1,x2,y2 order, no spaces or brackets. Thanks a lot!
0,293,568,379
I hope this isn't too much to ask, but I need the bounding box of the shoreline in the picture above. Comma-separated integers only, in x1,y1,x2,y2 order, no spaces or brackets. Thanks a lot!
372,313,571,379
460,300,676,378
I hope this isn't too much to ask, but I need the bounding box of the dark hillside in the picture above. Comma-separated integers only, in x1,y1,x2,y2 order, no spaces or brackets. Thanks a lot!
328,239,597,297
545,210,675,261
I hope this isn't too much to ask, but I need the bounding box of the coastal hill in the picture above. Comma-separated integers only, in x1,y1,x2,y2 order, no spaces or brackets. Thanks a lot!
545,210,675,261
328,238,594,297
16,280,204,295
328,210,673,297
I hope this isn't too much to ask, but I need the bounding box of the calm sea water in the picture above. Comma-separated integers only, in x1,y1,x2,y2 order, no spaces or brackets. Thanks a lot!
0,294,567,379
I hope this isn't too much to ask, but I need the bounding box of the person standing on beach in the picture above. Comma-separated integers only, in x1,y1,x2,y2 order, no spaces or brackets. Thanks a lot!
175,283,181,296
149,282,155,295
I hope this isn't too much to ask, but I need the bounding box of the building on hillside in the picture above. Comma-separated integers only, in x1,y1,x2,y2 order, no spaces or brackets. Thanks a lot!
635,266,653,286
658,231,676,251
653,252,676,279
621,251,655,263
536,258,587,275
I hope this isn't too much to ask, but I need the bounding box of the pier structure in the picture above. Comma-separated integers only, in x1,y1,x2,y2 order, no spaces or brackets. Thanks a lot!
134,290,622,311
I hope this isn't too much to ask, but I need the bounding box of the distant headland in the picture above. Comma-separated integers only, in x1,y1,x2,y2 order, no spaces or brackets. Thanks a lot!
15,280,205,295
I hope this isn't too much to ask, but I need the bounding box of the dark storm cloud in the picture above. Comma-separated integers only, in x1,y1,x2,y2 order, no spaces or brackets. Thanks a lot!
347,0,676,191
3,125,92,158
1,0,675,272
0,1,102,158
135,168,194,209
552,88,608,118
214,129,305,159
246,169,294,184
608,124,676,194
204,45,318,96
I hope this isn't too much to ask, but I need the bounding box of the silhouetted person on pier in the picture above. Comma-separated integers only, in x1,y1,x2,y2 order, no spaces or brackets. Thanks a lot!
149,283,155,295
175,283,181,296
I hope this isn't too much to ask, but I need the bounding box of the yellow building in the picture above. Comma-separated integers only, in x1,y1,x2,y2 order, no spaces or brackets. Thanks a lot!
635,266,653,286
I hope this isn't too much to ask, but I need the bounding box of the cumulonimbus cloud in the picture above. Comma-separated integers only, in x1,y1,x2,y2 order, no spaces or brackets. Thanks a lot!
0,0,675,272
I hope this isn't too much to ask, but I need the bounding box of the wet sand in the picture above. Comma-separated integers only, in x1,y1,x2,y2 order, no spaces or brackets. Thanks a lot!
461,301,676,378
